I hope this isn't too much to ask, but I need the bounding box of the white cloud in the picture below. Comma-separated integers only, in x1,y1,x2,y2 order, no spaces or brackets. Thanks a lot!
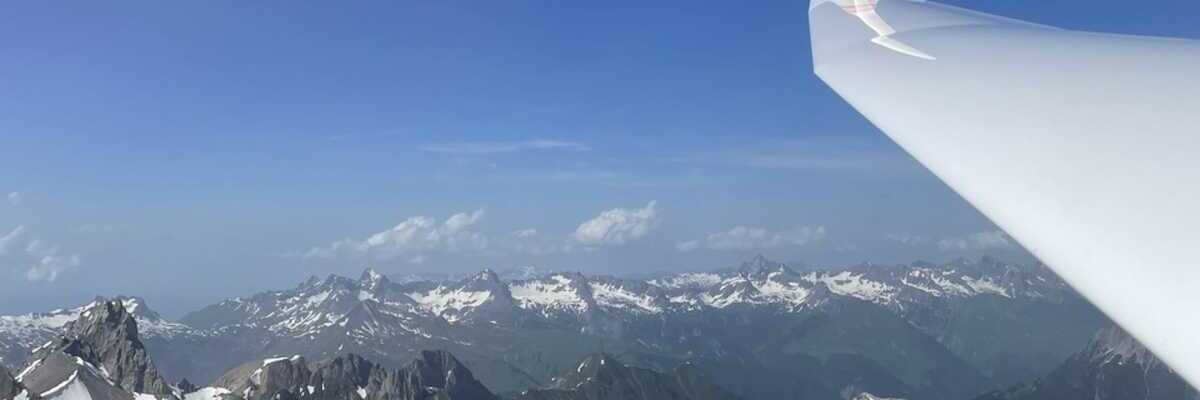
443,209,485,234
681,225,827,252
937,230,1013,252
885,233,929,246
420,139,590,155
573,201,661,246
0,226,25,255
6,192,19,206
304,209,488,261
675,240,701,252
26,254,81,282
0,225,82,282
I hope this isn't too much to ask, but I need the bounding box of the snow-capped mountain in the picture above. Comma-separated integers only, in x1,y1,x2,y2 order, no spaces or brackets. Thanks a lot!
0,256,1113,399
6,298,498,400
649,255,1071,314
0,297,195,370
182,269,443,341
14,300,189,400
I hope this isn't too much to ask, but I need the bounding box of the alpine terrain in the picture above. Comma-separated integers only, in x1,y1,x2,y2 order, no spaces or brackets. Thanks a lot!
974,328,1200,400
0,256,1170,400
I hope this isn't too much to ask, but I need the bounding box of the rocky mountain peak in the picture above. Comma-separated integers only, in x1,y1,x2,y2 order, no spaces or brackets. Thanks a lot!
473,268,500,282
359,267,387,284
16,300,175,399
64,300,140,342
972,326,1195,400
462,269,507,293
738,254,790,277
83,295,164,322
59,300,174,396
177,378,198,394
1087,327,1158,367
300,275,322,288
404,350,484,392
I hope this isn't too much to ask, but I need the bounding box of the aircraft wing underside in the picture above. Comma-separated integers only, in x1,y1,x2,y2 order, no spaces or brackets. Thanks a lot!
809,0,1200,386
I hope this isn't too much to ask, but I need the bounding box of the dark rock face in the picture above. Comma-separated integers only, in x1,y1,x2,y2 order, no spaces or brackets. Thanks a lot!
215,350,497,400
176,378,198,395
18,351,133,400
0,364,34,400
974,328,1199,400
16,300,175,400
512,354,740,400
397,350,495,400
59,300,175,397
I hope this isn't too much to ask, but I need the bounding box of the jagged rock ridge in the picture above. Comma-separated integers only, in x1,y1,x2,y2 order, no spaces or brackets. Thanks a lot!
974,327,1199,400
213,350,497,400
512,353,739,400
15,299,175,400
1,364,36,400
0,257,1112,398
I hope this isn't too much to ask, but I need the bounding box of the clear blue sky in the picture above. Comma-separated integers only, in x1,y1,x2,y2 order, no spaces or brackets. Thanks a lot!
1,0,1196,316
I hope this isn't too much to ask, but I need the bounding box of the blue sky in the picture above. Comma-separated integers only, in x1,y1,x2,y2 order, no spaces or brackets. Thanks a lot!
1,0,1196,316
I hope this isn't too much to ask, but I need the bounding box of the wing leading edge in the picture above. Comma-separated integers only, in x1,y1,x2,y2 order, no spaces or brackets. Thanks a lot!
810,0,1200,386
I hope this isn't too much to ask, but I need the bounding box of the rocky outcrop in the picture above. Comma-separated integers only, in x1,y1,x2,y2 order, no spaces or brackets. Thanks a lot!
974,327,1198,400
214,350,497,400
512,354,739,400
1,364,36,400
60,300,175,396
16,300,175,400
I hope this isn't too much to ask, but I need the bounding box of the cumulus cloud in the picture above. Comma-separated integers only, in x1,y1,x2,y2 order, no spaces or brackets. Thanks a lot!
937,230,1013,252
573,201,661,246
26,254,81,282
420,139,590,155
6,192,20,206
679,225,827,252
885,233,929,246
303,210,488,262
0,225,82,282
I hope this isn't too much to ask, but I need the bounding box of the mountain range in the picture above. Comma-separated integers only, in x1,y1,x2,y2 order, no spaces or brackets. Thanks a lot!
975,328,1198,400
1,255,1179,400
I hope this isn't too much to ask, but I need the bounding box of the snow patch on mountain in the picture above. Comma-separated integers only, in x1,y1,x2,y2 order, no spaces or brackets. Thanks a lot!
509,275,589,315
962,276,1011,298
588,282,662,314
754,276,811,307
647,272,722,290
182,387,230,400
806,271,897,304
408,287,494,323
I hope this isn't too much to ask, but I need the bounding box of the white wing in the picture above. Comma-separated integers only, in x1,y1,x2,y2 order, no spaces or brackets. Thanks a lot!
810,0,1200,386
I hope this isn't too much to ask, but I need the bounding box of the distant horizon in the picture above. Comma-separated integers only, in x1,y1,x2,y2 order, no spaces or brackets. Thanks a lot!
4,0,1192,329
